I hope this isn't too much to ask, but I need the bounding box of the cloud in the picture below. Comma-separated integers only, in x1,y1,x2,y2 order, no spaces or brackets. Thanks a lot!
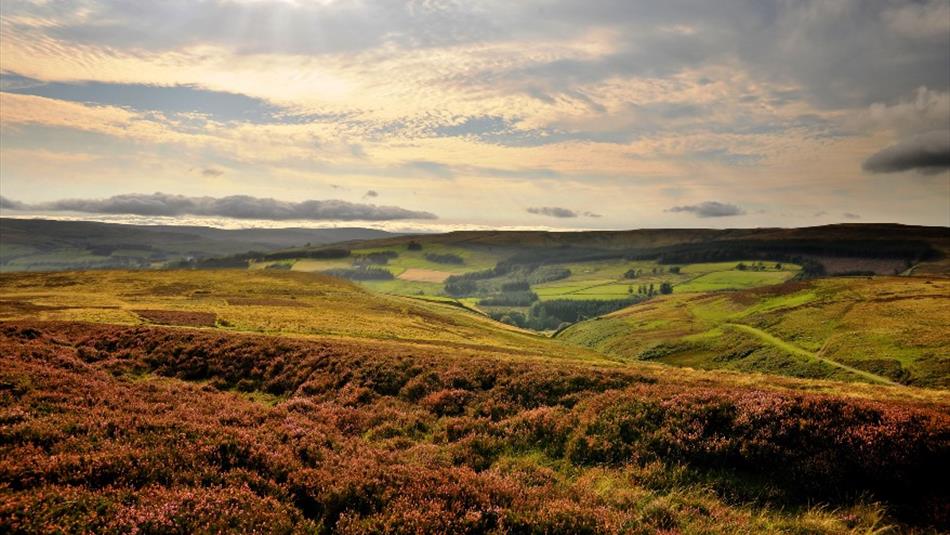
363,190,379,198
525,206,602,219
862,131,950,174
10,193,436,221
201,168,224,177
0,196,27,210
402,160,455,179
0,73,291,124
667,201,745,218
527,206,578,218
842,212,861,220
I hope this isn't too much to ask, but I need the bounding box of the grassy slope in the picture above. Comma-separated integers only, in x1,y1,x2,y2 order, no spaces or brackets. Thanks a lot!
559,276,950,388
0,270,602,362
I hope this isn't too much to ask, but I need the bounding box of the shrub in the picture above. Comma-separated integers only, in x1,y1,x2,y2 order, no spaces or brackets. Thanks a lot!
501,281,530,292
479,291,539,307
2,322,947,532
322,267,394,280
425,253,464,265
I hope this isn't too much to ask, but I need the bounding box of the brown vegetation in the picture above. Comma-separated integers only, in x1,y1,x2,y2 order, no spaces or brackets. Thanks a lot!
1,321,947,533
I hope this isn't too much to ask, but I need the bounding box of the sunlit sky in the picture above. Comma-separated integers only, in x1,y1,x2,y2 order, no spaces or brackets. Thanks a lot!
1,0,948,231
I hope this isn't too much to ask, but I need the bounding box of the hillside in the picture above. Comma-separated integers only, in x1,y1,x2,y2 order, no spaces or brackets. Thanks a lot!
281,223,949,269
0,218,393,271
2,317,948,532
559,275,950,388
0,270,600,362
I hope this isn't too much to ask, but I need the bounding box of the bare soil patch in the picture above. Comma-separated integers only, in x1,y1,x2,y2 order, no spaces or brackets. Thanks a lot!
398,268,452,283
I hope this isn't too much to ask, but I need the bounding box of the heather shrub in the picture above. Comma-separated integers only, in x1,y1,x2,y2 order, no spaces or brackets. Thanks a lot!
2,321,947,533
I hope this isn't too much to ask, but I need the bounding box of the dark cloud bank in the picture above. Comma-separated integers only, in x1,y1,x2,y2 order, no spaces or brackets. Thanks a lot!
667,201,745,218
862,131,950,174
526,207,601,218
0,193,437,221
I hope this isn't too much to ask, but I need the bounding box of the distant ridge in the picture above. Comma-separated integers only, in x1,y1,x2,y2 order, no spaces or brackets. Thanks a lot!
0,218,395,271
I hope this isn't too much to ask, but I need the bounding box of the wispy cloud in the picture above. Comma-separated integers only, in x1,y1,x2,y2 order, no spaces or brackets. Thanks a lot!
667,201,745,218
5,193,436,221
526,206,602,219
527,206,579,218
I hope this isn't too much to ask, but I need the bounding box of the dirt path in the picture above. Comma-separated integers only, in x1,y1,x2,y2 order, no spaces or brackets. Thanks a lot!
724,323,901,387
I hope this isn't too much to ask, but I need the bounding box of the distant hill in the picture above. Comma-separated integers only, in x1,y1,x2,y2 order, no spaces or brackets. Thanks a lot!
0,218,394,271
272,223,950,277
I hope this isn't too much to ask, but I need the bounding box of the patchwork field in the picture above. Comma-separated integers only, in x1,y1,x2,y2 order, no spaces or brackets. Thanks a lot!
559,276,950,388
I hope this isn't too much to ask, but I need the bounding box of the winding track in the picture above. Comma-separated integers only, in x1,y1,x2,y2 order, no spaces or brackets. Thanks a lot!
724,323,901,387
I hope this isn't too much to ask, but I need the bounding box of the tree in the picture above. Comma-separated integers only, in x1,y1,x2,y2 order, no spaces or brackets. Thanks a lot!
668,266,681,274
659,282,673,294
623,268,638,279
736,262,748,271
407,241,422,251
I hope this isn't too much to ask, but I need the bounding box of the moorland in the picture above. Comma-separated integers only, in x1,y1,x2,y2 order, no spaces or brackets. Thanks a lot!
1,222,948,533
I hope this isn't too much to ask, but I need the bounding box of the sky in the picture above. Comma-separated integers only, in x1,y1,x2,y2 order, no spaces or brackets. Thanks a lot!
0,0,948,231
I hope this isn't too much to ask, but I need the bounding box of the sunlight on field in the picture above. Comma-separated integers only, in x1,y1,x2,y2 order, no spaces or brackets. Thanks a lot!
0,270,603,362
559,276,950,388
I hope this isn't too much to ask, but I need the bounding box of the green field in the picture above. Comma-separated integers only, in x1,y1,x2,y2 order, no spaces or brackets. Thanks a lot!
534,260,799,301
559,275,950,388
268,243,800,307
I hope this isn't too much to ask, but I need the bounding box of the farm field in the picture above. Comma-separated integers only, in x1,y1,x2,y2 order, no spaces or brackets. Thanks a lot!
559,275,950,388
263,246,800,302
533,260,799,301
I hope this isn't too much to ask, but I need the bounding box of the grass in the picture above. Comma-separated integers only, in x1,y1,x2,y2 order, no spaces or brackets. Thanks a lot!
0,269,604,363
256,244,801,306
725,323,901,386
533,260,798,302
559,276,950,388
675,269,797,292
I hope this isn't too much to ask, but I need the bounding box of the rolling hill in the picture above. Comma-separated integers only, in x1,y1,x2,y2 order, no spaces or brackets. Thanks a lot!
559,275,950,388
